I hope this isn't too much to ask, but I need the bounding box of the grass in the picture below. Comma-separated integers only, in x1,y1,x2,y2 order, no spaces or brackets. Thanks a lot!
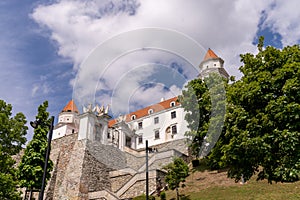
157,169,300,200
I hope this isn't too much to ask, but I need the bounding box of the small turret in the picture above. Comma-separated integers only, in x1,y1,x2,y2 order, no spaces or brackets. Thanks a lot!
52,100,80,140
199,48,229,79
58,100,79,124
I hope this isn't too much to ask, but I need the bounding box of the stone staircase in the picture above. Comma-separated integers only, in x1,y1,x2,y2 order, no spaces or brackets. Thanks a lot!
111,149,184,199
89,189,119,200
88,141,188,199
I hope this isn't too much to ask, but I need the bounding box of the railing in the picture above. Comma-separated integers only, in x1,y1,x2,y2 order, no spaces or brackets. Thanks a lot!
89,189,119,200
115,149,180,197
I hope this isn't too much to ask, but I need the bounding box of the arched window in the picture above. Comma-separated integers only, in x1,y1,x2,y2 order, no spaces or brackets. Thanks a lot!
170,101,176,107
131,115,136,120
148,109,154,114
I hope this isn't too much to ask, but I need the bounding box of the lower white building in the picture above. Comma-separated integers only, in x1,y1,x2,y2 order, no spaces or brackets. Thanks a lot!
52,96,189,151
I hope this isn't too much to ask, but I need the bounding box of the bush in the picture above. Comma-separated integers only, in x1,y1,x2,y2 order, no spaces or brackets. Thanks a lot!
132,194,155,200
160,191,166,200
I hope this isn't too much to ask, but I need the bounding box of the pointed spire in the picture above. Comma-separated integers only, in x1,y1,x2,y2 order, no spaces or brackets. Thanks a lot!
203,48,219,61
62,100,79,114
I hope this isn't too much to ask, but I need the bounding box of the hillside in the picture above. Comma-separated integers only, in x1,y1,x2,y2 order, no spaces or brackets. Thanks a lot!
161,170,300,200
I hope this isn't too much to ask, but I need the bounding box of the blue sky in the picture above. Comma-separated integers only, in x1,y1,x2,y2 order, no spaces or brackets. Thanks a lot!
1,0,300,140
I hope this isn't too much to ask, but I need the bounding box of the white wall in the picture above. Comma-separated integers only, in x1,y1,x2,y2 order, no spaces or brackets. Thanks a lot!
129,106,189,149
52,125,67,140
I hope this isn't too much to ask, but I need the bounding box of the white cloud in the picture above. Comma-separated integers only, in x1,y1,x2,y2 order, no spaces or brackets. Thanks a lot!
31,0,300,115
262,0,300,46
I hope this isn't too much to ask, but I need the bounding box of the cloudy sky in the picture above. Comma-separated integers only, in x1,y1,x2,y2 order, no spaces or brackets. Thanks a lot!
1,0,299,139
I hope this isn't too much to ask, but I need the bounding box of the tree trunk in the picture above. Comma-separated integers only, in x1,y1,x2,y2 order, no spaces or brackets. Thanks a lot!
29,189,33,200
176,188,179,200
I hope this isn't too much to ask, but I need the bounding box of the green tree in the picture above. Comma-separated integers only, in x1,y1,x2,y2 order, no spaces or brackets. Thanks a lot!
0,99,27,200
163,157,189,200
18,101,53,192
179,77,210,157
179,73,227,160
222,38,300,183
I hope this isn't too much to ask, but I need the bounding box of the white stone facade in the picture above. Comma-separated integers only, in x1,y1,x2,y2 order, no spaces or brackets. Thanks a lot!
52,48,228,152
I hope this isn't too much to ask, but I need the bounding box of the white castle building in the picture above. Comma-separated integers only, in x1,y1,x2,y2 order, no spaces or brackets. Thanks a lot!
52,48,228,151
44,49,229,200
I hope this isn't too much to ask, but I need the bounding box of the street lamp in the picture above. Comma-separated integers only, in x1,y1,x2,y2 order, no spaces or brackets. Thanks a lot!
30,116,55,200
145,140,149,200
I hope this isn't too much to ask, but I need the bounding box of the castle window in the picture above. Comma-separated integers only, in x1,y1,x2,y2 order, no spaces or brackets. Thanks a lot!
72,129,75,133
107,132,111,139
214,63,217,66
170,101,176,107
171,125,177,134
95,125,102,141
154,117,159,124
148,109,154,114
138,135,143,144
155,130,160,139
138,121,143,129
171,111,176,119
131,115,136,120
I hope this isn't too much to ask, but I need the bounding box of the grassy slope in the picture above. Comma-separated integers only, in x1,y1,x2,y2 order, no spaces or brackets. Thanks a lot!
160,170,300,200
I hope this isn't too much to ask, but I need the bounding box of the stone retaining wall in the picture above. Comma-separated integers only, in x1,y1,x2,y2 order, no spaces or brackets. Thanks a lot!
43,135,188,199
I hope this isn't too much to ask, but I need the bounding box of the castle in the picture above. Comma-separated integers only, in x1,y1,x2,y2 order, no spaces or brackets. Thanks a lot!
44,49,228,199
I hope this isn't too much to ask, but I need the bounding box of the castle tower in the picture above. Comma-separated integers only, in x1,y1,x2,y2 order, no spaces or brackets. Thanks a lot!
52,100,80,140
78,104,111,144
199,48,229,79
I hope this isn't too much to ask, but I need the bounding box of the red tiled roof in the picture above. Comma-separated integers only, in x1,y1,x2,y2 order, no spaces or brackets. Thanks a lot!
108,97,180,127
62,100,79,114
203,48,219,61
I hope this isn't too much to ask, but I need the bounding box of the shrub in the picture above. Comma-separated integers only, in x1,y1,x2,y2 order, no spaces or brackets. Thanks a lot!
160,191,166,200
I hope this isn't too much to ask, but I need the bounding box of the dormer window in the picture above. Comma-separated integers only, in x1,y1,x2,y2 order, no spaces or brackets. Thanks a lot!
131,115,136,120
170,101,176,107
148,109,154,114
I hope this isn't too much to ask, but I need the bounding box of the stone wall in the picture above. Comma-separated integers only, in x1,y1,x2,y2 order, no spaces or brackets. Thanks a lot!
119,170,163,199
153,138,189,155
124,152,149,171
110,174,133,192
43,135,188,199
55,139,87,200
120,178,156,199
81,151,112,193
87,141,127,170
45,133,79,200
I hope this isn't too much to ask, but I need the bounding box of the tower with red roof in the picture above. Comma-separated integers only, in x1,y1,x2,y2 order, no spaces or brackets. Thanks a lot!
52,100,80,140
199,48,229,79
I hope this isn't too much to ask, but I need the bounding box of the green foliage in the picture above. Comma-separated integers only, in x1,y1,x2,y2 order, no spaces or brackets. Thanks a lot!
132,194,155,200
0,99,27,200
163,157,189,200
160,191,166,200
0,100,27,156
179,73,227,160
18,101,53,190
221,39,300,183
179,77,210,156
